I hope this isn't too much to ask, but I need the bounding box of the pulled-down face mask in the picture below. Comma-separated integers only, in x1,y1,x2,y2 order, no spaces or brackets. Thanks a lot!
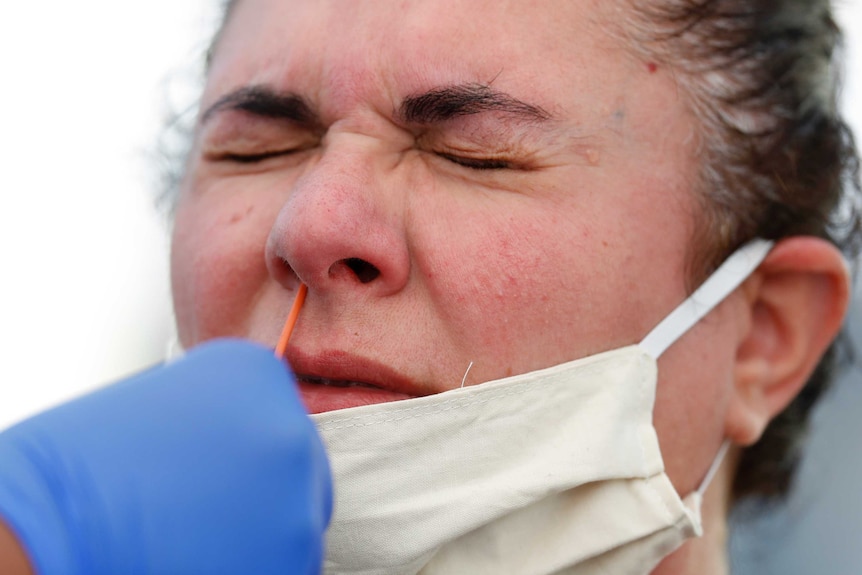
311,240,773,575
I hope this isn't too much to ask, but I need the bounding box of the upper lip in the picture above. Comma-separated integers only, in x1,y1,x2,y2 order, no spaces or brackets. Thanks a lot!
285,347,426,397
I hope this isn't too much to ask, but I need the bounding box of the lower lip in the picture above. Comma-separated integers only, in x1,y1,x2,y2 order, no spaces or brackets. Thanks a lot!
297,381,415,414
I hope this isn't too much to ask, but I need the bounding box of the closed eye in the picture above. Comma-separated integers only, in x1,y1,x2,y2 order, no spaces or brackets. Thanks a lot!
436,152,512,170
219,150,295,163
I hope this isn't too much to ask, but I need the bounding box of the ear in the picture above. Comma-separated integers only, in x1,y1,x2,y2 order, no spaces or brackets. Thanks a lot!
725,237,851,446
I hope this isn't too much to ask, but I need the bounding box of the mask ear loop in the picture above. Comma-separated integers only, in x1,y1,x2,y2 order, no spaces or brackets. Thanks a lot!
638,241,772,501
695,440,731,498
164,318,185,363
639,239,774,360
165,335,183,362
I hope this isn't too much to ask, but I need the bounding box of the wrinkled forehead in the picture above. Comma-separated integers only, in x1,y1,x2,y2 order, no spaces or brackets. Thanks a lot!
204,0,640,113
214,0,628,51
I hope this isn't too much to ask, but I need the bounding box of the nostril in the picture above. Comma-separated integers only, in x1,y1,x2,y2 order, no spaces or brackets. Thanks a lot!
270,256,301,287
343,258,381,283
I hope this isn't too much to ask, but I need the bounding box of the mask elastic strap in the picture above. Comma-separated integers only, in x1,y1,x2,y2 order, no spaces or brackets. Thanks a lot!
165,330,185,362
639,239,774,360
695,440,731,498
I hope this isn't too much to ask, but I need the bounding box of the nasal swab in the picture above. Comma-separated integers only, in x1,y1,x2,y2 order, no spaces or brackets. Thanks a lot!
275,284,308,358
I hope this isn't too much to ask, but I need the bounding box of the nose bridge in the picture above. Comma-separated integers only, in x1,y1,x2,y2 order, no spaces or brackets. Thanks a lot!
266,135,410,297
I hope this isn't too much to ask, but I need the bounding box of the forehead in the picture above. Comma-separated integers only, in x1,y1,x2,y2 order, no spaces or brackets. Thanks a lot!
206,0,639,120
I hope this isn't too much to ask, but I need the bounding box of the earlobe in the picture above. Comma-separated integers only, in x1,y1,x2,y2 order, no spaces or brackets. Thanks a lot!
725,237,850,446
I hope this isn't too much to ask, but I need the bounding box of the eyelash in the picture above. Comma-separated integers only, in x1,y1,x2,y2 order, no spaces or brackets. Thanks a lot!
213,148,512,171
219,150,295,163
436,152,511,170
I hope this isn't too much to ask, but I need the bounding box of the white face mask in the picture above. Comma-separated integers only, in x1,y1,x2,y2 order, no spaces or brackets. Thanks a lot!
310,239,772,575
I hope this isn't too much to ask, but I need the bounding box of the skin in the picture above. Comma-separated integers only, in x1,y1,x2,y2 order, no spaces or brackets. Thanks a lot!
0,2,846,572
0,521,32,575
169,0,850,573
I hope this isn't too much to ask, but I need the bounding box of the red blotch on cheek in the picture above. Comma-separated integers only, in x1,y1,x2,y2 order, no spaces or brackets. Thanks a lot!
647,62,658,74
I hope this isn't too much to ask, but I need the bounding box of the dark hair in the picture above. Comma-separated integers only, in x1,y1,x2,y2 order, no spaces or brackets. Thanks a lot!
181,0,861,503
622,0,861,500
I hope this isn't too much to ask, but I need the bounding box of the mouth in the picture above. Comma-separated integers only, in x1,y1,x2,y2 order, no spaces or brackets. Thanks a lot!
296,375,381,388
286,349,420,414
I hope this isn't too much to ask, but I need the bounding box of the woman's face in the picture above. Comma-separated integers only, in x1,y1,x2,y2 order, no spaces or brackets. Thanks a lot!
172,0,742,497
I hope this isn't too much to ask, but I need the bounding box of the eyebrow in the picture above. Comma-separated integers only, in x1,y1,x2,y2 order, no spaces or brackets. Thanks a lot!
398,83,552,125
201,86,319,126
200,83,552,128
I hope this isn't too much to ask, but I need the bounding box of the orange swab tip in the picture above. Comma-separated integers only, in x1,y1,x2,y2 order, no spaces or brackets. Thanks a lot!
275,284,307,359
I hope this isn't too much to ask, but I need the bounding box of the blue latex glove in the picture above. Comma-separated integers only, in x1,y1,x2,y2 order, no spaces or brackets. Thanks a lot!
0,339,332,575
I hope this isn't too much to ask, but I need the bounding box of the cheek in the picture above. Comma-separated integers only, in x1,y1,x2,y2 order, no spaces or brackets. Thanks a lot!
410,193,646,376
170,190,273,345
403,148,699,382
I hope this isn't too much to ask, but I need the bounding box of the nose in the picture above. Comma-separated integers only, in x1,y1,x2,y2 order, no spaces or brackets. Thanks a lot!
265,142,410,298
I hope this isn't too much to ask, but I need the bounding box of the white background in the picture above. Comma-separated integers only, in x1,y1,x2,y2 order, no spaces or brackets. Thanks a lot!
0,0,218,424
0,1,860,572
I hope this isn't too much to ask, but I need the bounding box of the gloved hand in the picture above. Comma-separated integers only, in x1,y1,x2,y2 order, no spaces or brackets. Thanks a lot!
0,339,332,575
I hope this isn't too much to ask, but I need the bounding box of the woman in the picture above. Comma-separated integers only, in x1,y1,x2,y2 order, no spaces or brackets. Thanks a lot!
1,0,859,573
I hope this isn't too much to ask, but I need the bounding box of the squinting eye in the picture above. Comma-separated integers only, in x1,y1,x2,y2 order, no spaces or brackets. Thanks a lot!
217,150,294,164
436,152,511,170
